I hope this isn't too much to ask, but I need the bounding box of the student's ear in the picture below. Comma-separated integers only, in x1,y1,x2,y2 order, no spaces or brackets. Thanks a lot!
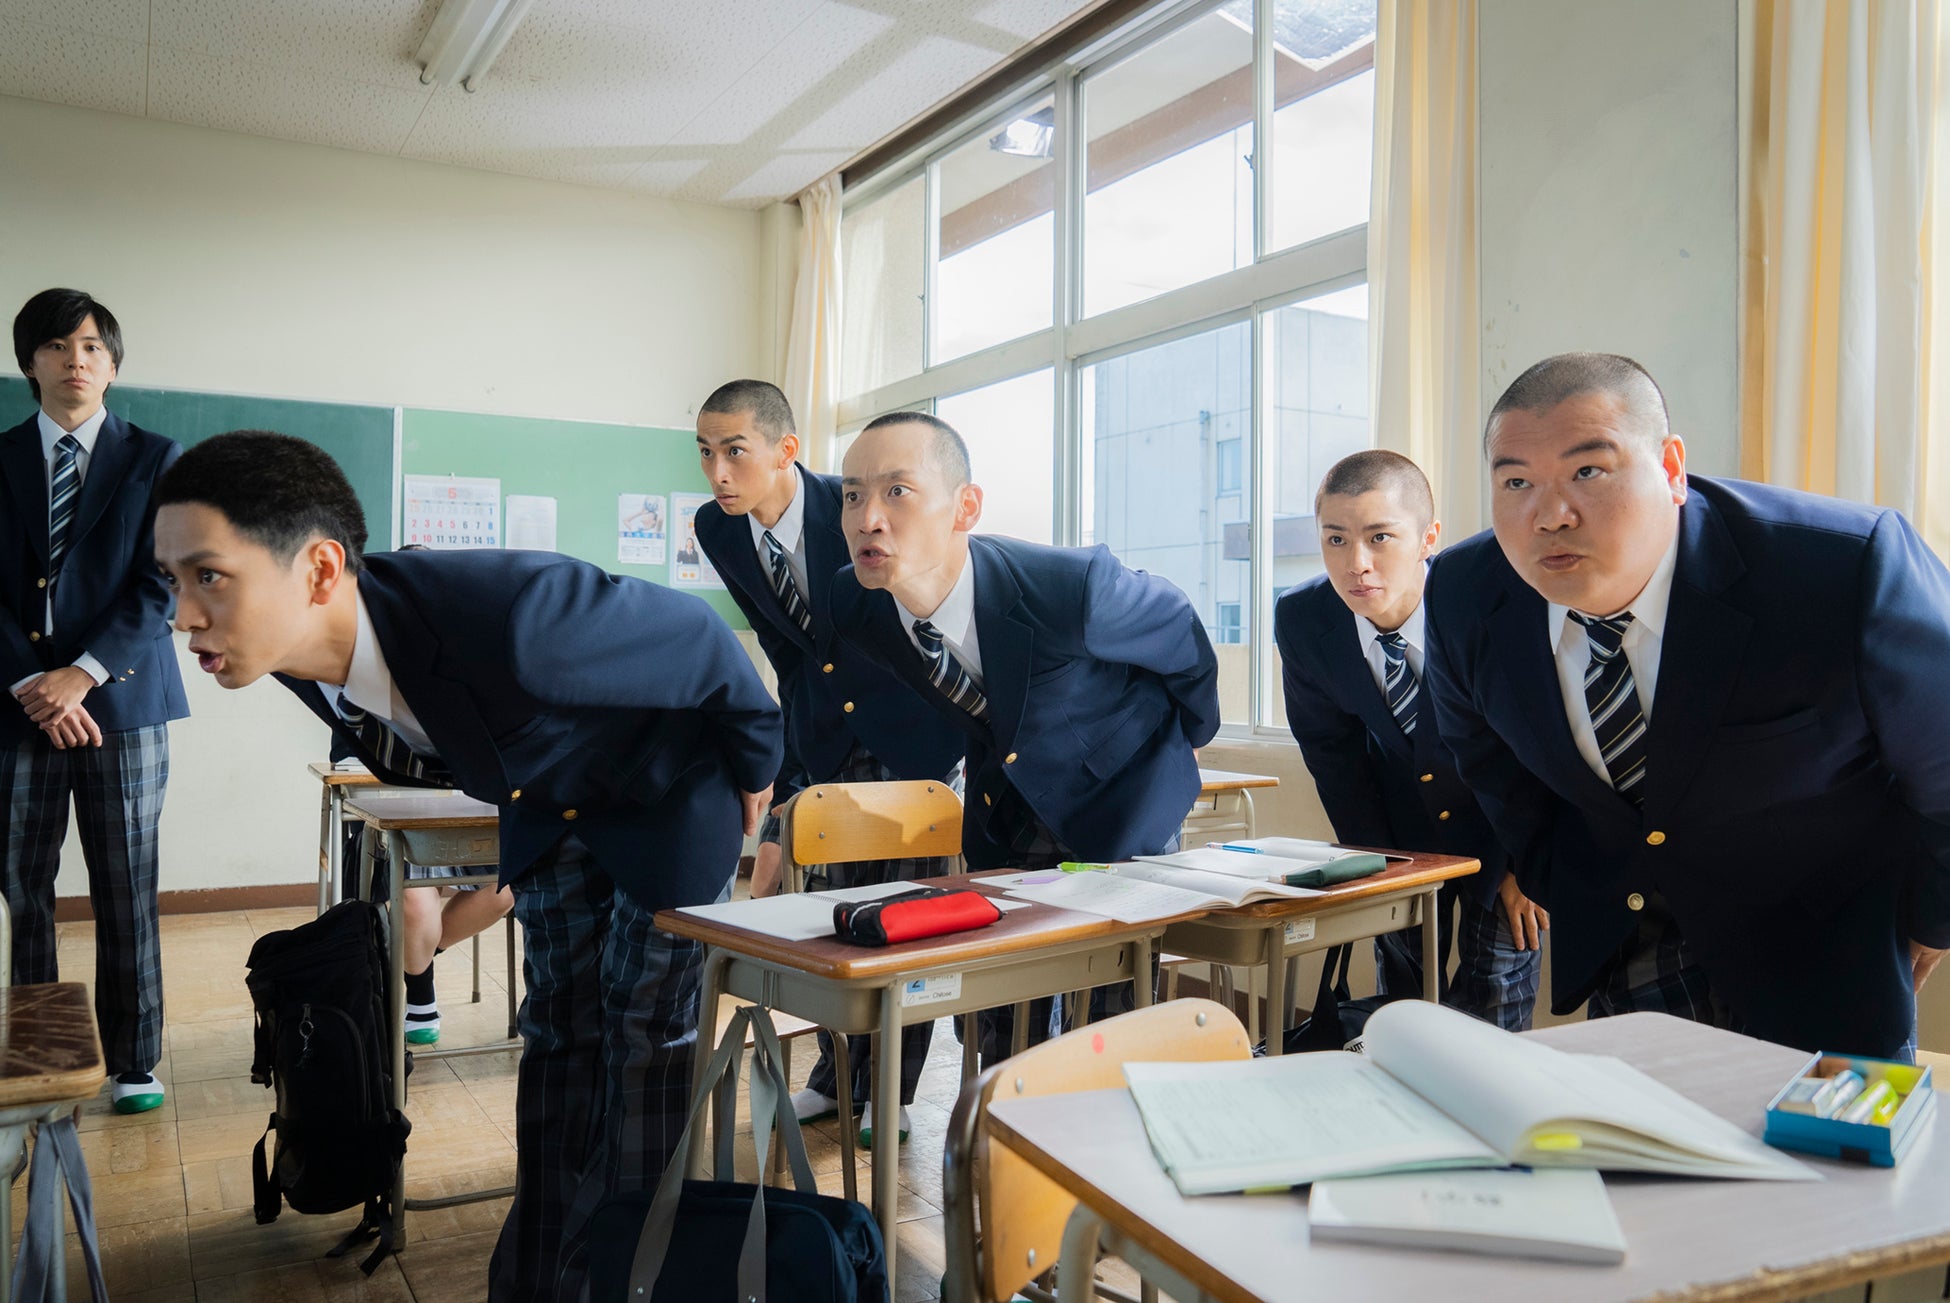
776,431,802,467
1662,433,1689,504
1420,518,1442,559
305,538,350,607
953,483,984,534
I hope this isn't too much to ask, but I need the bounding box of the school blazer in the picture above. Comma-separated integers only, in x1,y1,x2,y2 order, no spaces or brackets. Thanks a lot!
830,535,1221,870
1272,575,1506,910
1425,476,1950,1056
0,411,187,743
694,467,963,797
278,550,784,912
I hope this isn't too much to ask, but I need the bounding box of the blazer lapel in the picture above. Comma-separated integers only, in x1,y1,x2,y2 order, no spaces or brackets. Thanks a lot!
358,566,506,790
1641,495,1751,816
64,411,133,564
969,540,1031,754
861,583,991,742
1,418,48,565
1314,602,1411,759
800,470,850,651
1485,574,1627,813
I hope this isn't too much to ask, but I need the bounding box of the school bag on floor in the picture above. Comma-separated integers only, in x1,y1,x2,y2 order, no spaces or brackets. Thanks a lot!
244,899,412,1274
586,1004,888,1303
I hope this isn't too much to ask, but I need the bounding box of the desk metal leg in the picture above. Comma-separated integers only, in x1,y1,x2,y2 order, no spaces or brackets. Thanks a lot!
317,784,336,917
385,829,410,1243
1420,886,1441,1003
1261,924,1286,1055
875,987,903,1299
1058,1203,1105,1302
688,948,730,1181
0,1121,20,1303
1242,789,1257,838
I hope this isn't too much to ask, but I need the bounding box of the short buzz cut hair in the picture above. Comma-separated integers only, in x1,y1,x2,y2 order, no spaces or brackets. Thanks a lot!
860,410,972,489
13,288,125,403
156,431,368,573
699,379,797,444
1485,352,1670,449
1314,450,1435,528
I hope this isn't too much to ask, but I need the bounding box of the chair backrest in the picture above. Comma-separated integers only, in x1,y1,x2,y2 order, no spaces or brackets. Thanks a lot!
943,998,1250,1303
778,781,962,882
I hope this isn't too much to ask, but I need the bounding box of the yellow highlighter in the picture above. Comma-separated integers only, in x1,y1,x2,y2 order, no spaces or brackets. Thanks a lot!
1530,1132,1584,1152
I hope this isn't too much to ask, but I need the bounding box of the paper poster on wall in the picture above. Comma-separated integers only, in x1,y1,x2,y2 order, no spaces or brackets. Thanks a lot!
404,475,501,549
670,492,722,588
617,493,666,565
505,495,558,551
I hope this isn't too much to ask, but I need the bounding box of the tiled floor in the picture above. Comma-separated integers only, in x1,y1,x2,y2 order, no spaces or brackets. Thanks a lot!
32,905,988,1302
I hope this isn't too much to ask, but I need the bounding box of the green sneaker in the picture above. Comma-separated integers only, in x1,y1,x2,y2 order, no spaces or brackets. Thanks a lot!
111,1073,165,1114
406,1003,440,1045
857,1104,911,1151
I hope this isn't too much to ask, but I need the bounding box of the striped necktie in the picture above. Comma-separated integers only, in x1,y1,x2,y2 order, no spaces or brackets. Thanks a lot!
336,693,454,786
912,619,989,722
762,530,812,635
47,434,81,573
1375,630,1418,736
1571,611,1647,805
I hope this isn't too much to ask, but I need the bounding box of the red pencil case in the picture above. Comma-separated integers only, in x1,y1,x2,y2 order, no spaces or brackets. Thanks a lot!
832,887,1003,946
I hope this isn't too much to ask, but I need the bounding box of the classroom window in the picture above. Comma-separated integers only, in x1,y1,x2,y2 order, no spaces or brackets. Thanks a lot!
837,0,1374,738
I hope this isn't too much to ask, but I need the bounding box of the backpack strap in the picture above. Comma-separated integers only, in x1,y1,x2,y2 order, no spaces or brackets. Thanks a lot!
252,1115,281,1225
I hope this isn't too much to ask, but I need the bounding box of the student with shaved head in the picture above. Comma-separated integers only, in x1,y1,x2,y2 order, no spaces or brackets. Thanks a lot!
1426,351,1950,1058
1275,451,1541,1030
829,411,1220,1061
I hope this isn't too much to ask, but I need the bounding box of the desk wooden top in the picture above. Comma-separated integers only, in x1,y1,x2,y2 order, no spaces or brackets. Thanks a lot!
655,872,1165,983
0,983,107,1108
988,1013,1950,1303
339,792,499,830
1198,850,1479,924
307,761,382,787
1197,769,1281,792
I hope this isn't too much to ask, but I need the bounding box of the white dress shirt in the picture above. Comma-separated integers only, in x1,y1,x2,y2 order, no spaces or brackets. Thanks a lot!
1549,533,1680,785
746,465,811,604
1354,588,1428,700
318,589,440,758
895,552,984,684
10,409,111,692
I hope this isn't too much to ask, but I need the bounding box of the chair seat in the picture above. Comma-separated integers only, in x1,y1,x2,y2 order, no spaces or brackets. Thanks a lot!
0,983,106,1109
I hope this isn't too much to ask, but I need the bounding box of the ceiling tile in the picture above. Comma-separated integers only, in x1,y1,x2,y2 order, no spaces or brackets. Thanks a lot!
967,0,1101,43
0,15,148,116
148,45,430,155
781,34,1000,151
717,151,851,204
658,2,892,150
0,0,148,42
150,0,437,94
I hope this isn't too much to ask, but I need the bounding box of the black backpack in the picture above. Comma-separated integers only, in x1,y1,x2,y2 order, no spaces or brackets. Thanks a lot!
1282,943,1408,1054
245,899,412,1274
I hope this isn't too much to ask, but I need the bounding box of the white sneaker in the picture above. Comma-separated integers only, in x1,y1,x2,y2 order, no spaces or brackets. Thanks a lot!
790,1088,842,1123
857,1103,911,1151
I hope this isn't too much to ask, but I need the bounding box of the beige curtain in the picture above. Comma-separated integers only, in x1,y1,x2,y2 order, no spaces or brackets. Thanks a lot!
1742,0,1944,553
784,172,843,471
1368,0,1482,537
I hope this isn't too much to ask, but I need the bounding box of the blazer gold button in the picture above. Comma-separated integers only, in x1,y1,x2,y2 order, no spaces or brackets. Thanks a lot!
1005,752,1018,764
1626,892,1646,911
842,701,854,712
983,793,993,807
509,789,522,801
822,663,834,673
563,809,578,821
1646,831,1667,846
1438,810,1451,821
26,632,37,642
1420,773,1434,783
35,578,45,589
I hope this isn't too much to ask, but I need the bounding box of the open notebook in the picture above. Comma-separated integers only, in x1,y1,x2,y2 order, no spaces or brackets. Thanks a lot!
990,861,1321,923
1124,1000,1814,1195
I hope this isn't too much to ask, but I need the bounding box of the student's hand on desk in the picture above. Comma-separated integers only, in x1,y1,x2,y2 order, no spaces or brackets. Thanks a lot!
1498,874,1549,951
13,665,94,724
39,703,103,749
739,785,774,838
1910,939,1947,991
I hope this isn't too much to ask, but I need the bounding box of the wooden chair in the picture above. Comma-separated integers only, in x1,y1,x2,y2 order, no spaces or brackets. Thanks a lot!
941,997,1251,1303
773,779,965,1189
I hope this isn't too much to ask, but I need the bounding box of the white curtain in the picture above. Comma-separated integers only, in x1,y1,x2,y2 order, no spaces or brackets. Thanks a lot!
1368,0,1482,537
784,172,843,470
1742,0,1943,552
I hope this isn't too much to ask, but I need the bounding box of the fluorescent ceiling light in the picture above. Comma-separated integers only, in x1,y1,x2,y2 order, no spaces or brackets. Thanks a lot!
416,0,537,93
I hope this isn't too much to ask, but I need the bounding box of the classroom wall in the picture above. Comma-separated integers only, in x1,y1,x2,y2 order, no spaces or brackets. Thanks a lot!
0,93,769,897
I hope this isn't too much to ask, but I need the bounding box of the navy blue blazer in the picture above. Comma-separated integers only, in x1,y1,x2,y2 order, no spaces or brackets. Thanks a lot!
278,551,784,912
830,536,1221,870
0,411,188,743
1272,575,1505,911
1426,476,1950,1056
694,467,962,796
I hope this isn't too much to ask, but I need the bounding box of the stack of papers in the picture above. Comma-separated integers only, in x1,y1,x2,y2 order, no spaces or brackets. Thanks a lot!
990,861,1321,923
1308,1168,1629,1264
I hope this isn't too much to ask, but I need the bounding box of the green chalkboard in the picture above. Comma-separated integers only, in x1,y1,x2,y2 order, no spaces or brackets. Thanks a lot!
0,376,398,550
401,408,745,629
